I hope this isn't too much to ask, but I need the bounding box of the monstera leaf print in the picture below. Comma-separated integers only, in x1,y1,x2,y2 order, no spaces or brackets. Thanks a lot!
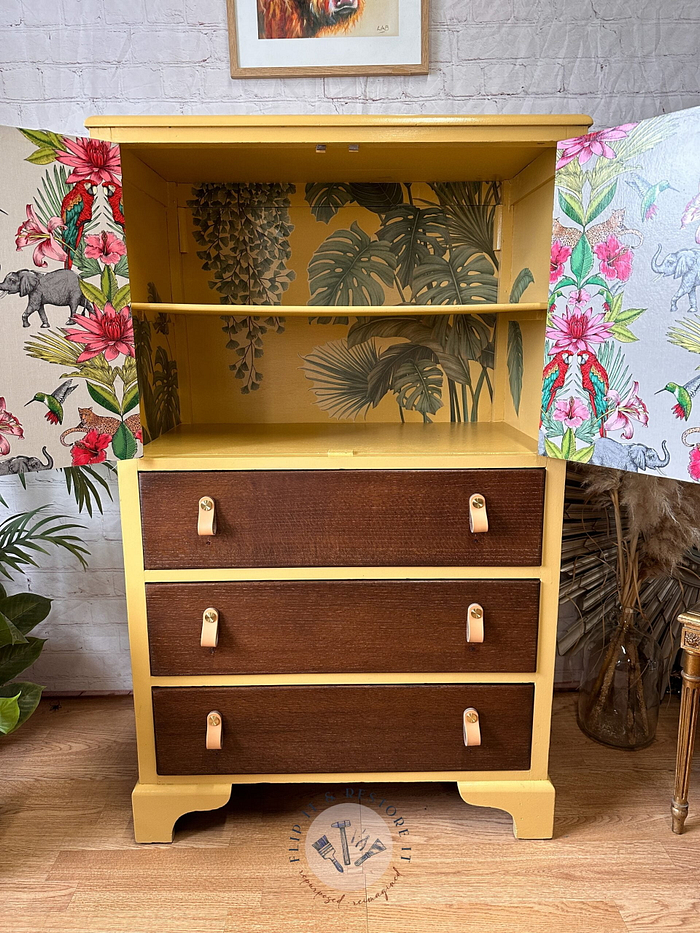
304,183,354,223
412,246,498,305
377,205,448,291
392,357,444,420
308,222,397,306
348,183,403,214
429,181,501,268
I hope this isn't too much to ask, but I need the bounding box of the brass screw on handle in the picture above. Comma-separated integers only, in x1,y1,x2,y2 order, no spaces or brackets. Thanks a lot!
465,710,479,724
208,713,221,727
472,496,485,509
470,607,483,619
200,498,214,511
203,609,218,625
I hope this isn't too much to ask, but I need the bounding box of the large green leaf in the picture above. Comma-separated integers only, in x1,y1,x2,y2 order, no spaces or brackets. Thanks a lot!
585,180,617,225
393,358,444,419
26,147,58,166
509,268,535,303
412,246,498,305
79,279,108,310
0,692,20,734
348,183,403,214
304,183,354,223
0,682,44,734
570,234,593,283
111,422,138,460
121,382,140,415
0,593,51,636
301,338,379,420
0,612,28,648
445,313,493,362
0,637,45,685
87,381,121,415
347,316,435,350
367,343,436,404
308,222,397,306
507,320,524,414
428,181,500,267
558,190,584,227
377,205,447,290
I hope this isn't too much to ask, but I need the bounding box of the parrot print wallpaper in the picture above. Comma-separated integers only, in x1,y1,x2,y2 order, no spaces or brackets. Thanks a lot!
541,105,700,483
0,125,142,472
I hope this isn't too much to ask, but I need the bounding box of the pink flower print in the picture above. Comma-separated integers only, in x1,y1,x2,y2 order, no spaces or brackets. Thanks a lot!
681,188,700,244
603,381,648,440
553,396,590,429
594,235,633,282
556,123,638,170
567,288,591,312
55,137,121,187
71,429,111,466
0,397,24,456
15,204,67,268
546,306,613,355
65,302,135,363
688,446,700,482
85,231,127,265
550,240,572,284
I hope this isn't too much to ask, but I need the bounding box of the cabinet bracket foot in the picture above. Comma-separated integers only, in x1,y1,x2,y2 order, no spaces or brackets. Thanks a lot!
457,779,555,839
132,781,232,843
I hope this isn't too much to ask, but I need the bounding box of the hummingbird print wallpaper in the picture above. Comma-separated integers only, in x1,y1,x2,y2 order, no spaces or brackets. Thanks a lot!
0,125,142,472
541,105,700,483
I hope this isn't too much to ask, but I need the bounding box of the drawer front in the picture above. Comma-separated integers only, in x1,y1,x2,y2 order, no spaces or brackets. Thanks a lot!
139,469,545,569
152,684,534,775
146,580,540,675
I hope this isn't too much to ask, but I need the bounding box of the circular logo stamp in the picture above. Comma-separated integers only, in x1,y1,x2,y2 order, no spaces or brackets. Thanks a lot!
287,786,414,907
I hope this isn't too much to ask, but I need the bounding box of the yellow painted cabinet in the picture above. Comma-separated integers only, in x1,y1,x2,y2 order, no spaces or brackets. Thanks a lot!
87,114,591,842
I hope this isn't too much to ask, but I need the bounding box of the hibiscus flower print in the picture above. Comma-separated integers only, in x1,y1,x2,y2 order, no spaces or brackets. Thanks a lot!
681,183,700,244
546,306,613,355
594,235,633,282
56,137,121,187
0,397,24,456
65,302,135,363
15,204,67,267
603,382,649,439
71,429,112,466
550,240,572,284
85,231,127,265
556,123,637,170
553,396,589,429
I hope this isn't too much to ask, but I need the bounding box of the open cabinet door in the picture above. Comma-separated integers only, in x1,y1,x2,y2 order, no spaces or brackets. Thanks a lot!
0,125,142,472
540,106,700,482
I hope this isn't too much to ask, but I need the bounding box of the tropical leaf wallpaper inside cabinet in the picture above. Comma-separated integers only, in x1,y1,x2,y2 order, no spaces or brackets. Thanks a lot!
181,180,511,424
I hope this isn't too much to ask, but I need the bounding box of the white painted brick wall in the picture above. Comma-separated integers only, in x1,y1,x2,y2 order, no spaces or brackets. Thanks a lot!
0,0,699,690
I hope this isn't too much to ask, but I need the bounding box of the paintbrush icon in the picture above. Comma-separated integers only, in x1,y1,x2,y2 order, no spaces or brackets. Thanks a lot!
312,834,344,873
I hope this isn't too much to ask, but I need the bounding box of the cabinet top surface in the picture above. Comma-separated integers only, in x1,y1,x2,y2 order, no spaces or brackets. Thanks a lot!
86,114,592,129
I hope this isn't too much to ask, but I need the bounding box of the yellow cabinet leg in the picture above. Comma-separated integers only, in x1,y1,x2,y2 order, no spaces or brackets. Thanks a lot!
457,779,556,839
132,782,232,843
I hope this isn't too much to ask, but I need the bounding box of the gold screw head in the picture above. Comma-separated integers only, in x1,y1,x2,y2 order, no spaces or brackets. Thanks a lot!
472,496,485,509
208,713,221,727
203,609,218,625
470,607,483,619
200,497,214,511
465,710,478,724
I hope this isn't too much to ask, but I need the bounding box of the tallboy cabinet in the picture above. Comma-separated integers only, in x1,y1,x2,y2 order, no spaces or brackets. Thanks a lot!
86,115,591,842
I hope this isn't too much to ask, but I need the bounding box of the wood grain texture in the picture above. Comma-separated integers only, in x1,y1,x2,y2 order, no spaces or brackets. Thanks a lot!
151,683,534,775
5,695,700,933
145,579,541,675
139,469,546,569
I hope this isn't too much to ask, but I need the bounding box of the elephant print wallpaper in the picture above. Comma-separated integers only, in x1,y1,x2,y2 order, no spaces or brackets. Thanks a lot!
186,181,502,424
0,124,141,472
541,105,700,482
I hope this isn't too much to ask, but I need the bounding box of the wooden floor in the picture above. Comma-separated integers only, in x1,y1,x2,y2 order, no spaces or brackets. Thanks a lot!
1,693,698,933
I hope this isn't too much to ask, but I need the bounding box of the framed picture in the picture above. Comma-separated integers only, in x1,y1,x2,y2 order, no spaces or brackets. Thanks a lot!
226,0,428,77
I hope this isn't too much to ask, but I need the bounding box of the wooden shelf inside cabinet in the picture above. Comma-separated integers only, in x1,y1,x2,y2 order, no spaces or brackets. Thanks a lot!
139,421,541,463
131,302,548,319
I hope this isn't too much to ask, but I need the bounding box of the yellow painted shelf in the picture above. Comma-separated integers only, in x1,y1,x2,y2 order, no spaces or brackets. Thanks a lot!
132,301,547,318
141,421,541,463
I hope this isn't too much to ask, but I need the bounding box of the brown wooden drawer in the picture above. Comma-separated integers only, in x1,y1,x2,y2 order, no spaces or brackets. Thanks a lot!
146,579,540,675
152,684,534,774
139,469,545,569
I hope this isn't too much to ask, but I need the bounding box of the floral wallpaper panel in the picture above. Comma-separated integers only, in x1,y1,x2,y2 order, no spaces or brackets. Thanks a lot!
541,106,700,482
0,125,142,473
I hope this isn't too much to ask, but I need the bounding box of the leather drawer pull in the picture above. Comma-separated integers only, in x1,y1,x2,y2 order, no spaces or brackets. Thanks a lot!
200,608,219,648
198,497,216,536
469,493,488,533
466,603,484,643
463,708,481,747
206,710,223,749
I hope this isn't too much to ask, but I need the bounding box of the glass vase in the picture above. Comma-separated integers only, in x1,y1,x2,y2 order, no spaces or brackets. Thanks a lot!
577,609,663,750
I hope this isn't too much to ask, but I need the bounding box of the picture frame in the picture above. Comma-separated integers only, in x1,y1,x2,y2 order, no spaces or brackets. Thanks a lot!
226,0,429,78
